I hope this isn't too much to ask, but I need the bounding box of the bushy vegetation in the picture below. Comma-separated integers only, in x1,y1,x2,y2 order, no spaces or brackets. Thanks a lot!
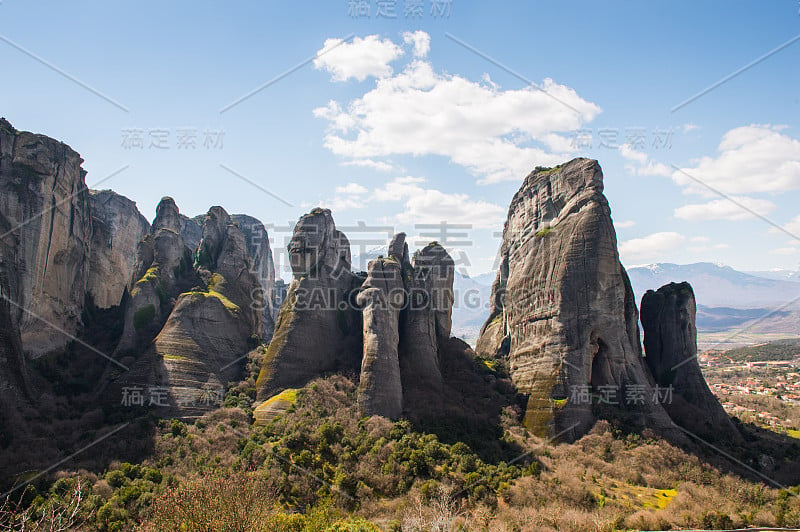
723,338,800,362
5,374,800,530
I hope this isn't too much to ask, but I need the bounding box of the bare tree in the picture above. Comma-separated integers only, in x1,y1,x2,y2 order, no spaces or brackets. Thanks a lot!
0,481,86,532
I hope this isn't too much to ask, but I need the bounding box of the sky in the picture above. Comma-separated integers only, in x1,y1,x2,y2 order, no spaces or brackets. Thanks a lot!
1,1,799,279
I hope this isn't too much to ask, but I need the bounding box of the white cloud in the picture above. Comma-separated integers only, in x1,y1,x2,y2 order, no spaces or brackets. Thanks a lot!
615,220,636,228
672,124,800,196
314,33,601,184
313,35,403,82
674,196,776,221
403,31,430,57
772,214,800,237
310,181,369,211
373,176,505,228
688,242,729,253
618,144,671,177
619,232,686,263
335,182,368,195
341,159,396,172
681,123,700,133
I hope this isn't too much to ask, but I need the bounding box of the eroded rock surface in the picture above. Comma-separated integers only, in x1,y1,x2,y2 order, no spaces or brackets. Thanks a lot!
0,118,91,358
114,197,192,355
256,208,361,400
641,282,740,440
88,190,150,308
357,258,404,418
399,240,453,390
232,214,275,341
476,159,676,441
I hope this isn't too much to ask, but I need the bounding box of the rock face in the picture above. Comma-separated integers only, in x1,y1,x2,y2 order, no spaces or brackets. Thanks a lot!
87,190,150,308
641,282,740,440
357,258,405,418
399,241,453,389
476,159,676,441
180,214,203,252
256,208,362,399
0,118,92,358
256,213,458,419
231,214,275,341
0,292,31,443
153,206,264,414
114,197,193,356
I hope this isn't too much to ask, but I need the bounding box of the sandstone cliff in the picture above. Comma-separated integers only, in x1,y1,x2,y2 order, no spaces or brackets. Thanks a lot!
255,212,460,419
0,118,91,358
357,257,405,418
231,214,275,341
476,159,676,441
87,190,150,309
114,197,194,356
641,282,741,440
256,208,362,400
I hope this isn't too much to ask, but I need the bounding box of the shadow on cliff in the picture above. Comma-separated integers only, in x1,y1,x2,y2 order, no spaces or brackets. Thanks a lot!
0,296,157,491
402,337,526,464
703,420,800,487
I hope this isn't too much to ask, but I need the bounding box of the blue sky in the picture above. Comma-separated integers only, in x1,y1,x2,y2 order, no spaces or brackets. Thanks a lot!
2,0,799,278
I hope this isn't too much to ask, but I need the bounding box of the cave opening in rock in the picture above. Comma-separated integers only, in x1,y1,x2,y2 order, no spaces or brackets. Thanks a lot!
589,335,611,393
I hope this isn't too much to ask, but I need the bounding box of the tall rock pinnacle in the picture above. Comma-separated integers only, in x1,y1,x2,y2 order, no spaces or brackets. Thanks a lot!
476,159,677,441
641,282,741,441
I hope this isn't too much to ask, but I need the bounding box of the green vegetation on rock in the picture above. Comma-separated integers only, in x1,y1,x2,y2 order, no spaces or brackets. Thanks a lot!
133,305,156,330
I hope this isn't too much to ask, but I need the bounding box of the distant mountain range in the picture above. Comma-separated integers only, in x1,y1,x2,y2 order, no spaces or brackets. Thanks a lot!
450,263,800,343
627,262,800,309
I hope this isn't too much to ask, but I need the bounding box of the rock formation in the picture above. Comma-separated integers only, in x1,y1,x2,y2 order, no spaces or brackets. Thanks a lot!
641,282,740,440
87,190,150,308
114,197,193,356
256,208,362,400
476,159,676,441
0,118,92,358
150,206,262,414
0,290,31,443
399,240,454,389
180,214,203,252
255,213,459,419
357,257,405,418
231,214,275,341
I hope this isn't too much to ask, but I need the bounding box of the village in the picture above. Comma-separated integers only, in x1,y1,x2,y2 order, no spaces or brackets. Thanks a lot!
702,351,800,435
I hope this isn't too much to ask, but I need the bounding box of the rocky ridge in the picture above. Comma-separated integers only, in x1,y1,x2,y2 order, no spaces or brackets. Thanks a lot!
0,118,742,449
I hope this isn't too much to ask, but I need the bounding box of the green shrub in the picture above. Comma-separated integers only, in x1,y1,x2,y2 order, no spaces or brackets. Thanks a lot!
133,305,156,330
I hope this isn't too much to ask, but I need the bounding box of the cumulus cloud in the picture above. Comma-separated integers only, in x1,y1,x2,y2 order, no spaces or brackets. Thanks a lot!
335,182,368,195
618,144,671,177
672,124,800,196
619,232,686,263
615,220,636,228
674,196,777,221
341,159,396,172
403,30,430,57
314,32,601,184
313,35,404,82
310,181,369,211
373,176,505,228
772,214,800,237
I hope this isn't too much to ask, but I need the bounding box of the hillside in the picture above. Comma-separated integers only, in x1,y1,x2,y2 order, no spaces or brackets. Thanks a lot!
720,338,800,362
